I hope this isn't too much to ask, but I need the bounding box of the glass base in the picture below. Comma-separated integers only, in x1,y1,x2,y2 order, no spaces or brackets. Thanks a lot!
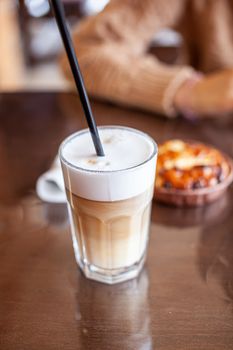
71,233,146,284
79,255,146,285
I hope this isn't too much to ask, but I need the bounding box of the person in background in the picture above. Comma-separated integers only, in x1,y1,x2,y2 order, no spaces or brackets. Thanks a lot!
61,0,233,119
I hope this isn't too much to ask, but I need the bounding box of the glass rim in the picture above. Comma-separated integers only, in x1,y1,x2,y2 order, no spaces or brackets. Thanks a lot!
59,125,157,174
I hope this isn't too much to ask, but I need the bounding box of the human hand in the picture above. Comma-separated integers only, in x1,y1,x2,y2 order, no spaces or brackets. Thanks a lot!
174,69,233,118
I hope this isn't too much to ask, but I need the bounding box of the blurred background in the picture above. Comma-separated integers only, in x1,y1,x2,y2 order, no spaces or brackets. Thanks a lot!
0,0,109,91
1,0,182,92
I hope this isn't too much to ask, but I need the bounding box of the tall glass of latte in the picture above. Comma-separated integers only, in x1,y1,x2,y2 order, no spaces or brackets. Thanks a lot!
59,126,157,284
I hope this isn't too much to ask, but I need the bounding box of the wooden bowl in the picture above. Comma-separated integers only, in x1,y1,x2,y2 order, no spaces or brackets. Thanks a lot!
154,154,233,207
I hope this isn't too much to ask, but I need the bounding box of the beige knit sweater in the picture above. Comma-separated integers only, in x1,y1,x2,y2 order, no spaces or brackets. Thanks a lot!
61,0,233,116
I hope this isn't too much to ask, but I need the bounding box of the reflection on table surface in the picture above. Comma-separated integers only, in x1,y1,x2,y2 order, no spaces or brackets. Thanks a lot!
75,269,152,349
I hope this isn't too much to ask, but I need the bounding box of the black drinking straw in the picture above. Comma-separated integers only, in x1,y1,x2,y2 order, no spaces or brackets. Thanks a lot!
50,0,105,156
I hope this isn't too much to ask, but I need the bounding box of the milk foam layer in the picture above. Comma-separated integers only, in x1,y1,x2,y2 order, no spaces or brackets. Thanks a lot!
62,127,154,171
60,127,157,201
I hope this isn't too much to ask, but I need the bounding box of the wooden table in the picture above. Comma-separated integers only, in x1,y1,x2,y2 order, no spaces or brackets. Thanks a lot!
0,92,233,350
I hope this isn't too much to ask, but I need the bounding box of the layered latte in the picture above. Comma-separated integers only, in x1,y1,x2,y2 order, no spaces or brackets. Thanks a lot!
60,126,157,284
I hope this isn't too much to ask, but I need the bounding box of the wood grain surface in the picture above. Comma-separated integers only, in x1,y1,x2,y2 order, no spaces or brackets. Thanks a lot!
0,92,233,350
